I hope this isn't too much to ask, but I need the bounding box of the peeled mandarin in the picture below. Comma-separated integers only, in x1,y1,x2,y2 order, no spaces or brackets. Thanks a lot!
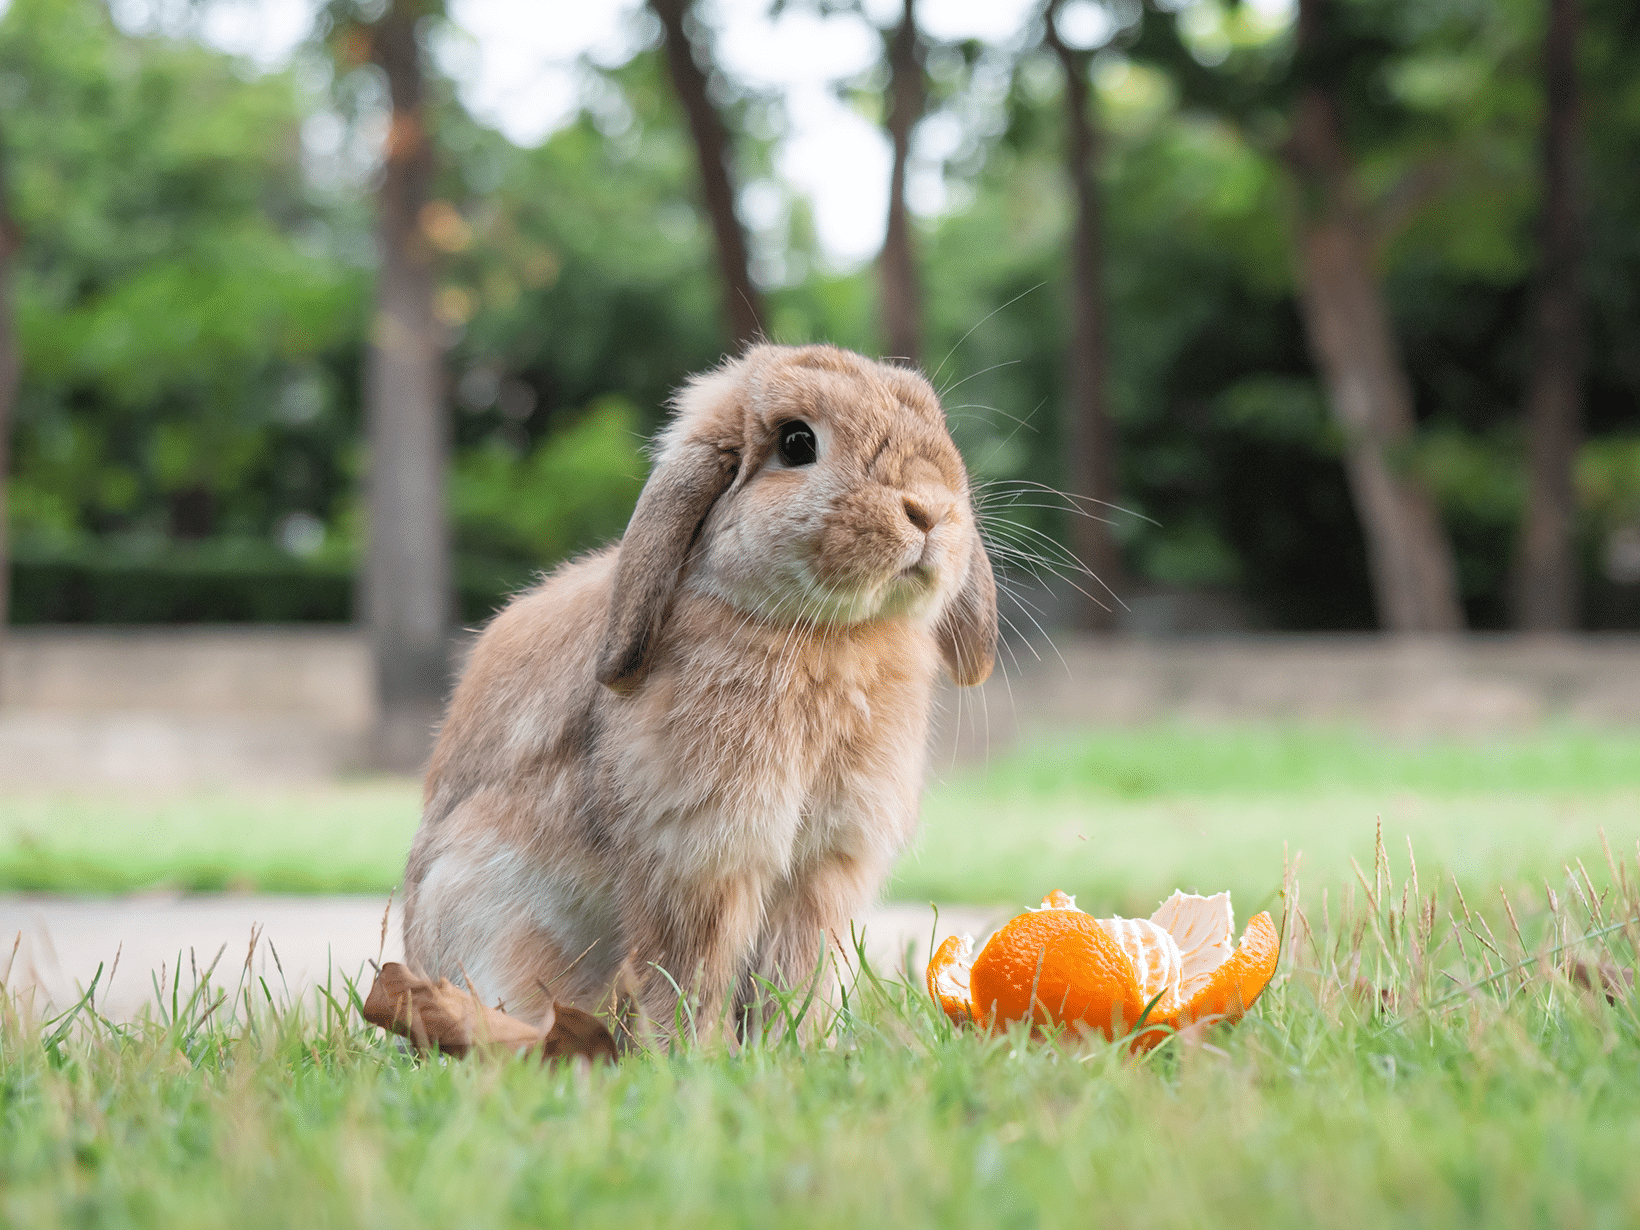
928,887,1280,1047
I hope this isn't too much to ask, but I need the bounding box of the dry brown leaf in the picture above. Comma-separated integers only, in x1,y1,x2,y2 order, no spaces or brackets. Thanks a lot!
1571,958,1635,1005
361,962,617,1064
1350,978,1395,1015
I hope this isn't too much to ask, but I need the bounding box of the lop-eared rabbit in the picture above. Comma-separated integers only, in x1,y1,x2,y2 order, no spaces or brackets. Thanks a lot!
402,343,996,1036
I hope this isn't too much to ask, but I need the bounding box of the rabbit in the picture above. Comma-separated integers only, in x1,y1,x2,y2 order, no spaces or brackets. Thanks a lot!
400,342,996,1037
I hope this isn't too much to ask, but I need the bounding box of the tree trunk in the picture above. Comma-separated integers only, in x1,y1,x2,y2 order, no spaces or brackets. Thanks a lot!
1516,0,1584,631
1283,0,1465,633
366,1,451,772
878,0,924,368
0,126,16,698
1046,3,1124,630
650,0,766,350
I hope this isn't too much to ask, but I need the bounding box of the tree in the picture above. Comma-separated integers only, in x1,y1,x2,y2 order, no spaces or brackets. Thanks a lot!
650,0,767,349
8,0,1639,642
0,122,15,681
878,0,926,367
358,0,452,770
1132,0,1467,632
1277,0,1465,632
1515,0,1584,630
1044,0,1124,629
0,0,361,615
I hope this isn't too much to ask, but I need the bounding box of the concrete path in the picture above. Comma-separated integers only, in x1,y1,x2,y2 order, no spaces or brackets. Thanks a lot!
0,895,1005,1021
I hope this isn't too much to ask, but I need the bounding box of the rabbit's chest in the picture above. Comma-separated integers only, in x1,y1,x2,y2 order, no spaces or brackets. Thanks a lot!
612,620,937,872
784,675,932,867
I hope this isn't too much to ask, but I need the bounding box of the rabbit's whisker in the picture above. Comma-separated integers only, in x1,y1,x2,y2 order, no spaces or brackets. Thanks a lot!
936,359,1024,402
928,280,1046,390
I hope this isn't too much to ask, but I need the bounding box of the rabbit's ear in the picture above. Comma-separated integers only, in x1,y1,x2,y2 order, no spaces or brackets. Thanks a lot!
596,435,739,694
936,529,998,687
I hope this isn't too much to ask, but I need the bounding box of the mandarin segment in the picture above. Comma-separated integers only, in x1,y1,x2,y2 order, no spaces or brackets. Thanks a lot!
1149,891,1235,1002
1096,916,1183,1016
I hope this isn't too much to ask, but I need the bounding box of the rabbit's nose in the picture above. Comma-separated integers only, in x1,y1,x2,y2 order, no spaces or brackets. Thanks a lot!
902,496,945,534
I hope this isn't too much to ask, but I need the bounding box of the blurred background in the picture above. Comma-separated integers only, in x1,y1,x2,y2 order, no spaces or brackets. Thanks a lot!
0,0,1638,1008
2,0,1639,651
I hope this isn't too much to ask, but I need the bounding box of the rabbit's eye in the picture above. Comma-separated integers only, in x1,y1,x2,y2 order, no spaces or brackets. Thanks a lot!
777,420,818,467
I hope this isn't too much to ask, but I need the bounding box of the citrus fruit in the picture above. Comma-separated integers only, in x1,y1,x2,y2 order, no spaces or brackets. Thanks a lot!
927,934,976,1024
926,889,1279,1049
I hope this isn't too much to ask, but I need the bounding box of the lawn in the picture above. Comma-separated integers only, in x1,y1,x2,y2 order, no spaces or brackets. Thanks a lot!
2,721,1638,1226
2,834,1638,1228
2,722,1637,912
908,722,1640,914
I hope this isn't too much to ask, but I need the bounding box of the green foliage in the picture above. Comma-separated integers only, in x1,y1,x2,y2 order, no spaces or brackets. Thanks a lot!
436,50,730,445
1122,0,1640,626
1215,376,1334,447
451,396,648,583
6,538,531,626
1579,437,1640,528
0,0,364,552
8,538,354,624
5,0,1640,629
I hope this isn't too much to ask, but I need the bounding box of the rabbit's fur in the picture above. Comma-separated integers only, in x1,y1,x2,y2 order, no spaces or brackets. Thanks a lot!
401,343,995,1033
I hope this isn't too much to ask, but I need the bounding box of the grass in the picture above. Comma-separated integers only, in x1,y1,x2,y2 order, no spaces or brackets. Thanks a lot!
0,781,418,894
907,722,1640,913
1,724,1637,1225
1,723,1636,908
3,832,1638,1228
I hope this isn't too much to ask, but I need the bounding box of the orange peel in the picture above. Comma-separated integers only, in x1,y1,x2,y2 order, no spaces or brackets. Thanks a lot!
926,934,976,1025
926,889,1279,1050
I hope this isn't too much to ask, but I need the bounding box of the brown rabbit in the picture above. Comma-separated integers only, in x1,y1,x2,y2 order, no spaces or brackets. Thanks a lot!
401,343,995,1035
